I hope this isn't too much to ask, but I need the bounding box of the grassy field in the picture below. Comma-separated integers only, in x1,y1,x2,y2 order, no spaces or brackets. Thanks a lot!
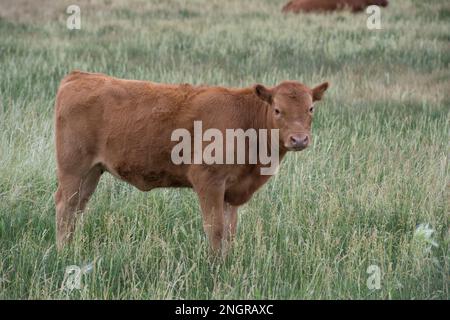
0,0,448,299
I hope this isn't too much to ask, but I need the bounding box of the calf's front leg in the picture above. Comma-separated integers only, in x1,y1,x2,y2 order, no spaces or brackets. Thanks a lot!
224,202,238,242
191,175,226,254
223,202,239,254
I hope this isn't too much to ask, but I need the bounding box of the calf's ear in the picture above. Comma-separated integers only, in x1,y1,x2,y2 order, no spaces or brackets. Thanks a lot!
254,84,273,104
312,82,329,102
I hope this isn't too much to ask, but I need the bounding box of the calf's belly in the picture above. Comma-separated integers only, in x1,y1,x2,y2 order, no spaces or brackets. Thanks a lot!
102,158,192,192
96,139,191,192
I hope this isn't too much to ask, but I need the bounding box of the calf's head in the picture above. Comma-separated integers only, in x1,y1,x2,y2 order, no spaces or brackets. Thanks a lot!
255,81,329,151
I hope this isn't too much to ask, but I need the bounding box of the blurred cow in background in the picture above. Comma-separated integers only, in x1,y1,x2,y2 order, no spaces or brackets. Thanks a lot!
282,0,388,13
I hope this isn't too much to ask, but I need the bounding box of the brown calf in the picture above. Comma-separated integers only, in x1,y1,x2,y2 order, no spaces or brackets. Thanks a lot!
54,71,329,254
282,0,388,13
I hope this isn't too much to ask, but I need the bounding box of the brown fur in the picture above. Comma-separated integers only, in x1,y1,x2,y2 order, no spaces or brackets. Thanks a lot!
282,0,388,13
54,70,329,254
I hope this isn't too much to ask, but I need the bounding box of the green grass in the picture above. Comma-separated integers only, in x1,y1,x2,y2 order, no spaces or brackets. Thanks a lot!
0,0,449,299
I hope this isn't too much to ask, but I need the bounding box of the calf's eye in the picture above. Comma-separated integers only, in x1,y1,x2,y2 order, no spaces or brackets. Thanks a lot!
274,108,281,115
309,106,314,113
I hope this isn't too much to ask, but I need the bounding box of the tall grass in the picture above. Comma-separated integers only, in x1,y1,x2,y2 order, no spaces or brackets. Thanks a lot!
0,0,448,299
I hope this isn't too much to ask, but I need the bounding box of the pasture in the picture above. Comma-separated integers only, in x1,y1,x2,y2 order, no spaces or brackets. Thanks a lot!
0,0,448,299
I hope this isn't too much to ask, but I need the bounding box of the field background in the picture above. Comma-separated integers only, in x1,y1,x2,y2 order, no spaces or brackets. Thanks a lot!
0,0,448,299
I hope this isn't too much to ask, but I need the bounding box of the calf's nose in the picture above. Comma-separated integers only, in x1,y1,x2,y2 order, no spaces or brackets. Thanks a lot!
289,134,309,149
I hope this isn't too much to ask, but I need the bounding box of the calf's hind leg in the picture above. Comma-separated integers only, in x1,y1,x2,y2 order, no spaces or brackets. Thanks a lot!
55,165,102,250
